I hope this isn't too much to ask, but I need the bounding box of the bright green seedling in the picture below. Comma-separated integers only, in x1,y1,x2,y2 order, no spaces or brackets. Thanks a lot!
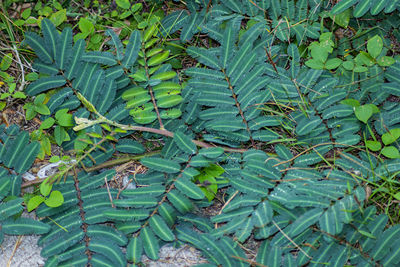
23,93,50,120
193,164,227,201
350,100,400,159
27,177,64,212
305,32,342,70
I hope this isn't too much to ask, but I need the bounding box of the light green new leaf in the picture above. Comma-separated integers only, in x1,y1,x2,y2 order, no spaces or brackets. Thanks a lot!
354,105,373,123
27,195,45,212
149,214,175,241
367,35,383,59
381,146,400,159
140,157,181,173
381,128,400,145
365,140,382,151
44,190,64,207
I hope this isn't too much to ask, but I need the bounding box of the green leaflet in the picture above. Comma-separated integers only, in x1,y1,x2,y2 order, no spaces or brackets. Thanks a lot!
149,214,175,241
200,235,233,266
187,47,221,69
371,225,400,260
140,157,181,173
86,225,128,246
141,227,160,260
122,30,141,68
41,229,84,257
198,147,224,158
173,131,197,154
221,24,235,69
121,185,165,197
167,189,193,213
331,0,358,15
252,201,273,228
105,29,124,61
115,221,142,234
113,196,158,208
296,115,322,136
371,0,388,15
175,176,205,200
158,202,177,227
115,139,145,154
2,218,50,235
90,255,115,267
289,208,324,236
88,239,126,267
103,208,150,221
25,76,66,96
41,18,59,60
212,207,254,223
353,0,371,17
24,32,53,63
127,236,143,263
82,51,117,66
0,198,23,220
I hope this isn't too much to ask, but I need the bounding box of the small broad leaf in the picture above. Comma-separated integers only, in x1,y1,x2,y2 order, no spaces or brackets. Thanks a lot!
366,140,382,152
381,146,400,159
325,58,342,69
331,9,351,28
377,56,395,67
44,191,64,207
382,129,400,145
40,178,52,197
27,195,45,212
354,105,373,123
55,109,74,127
367,35,383,59
310,45,328,63
305,59,324,69
116,0,130,9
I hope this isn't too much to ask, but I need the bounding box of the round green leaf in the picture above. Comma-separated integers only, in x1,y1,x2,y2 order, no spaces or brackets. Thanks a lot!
354,105,373,124
381,146,400,159
27,195,45,212
382,129,400,146
377,56,395,67
366,140,381,152
40,178,53,197
116,0,131,9
367,35,383,59
325,58,342,70
40,117,55,130
44,190,64,207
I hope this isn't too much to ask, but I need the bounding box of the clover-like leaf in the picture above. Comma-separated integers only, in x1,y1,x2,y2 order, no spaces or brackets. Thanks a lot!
367,35,383,59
